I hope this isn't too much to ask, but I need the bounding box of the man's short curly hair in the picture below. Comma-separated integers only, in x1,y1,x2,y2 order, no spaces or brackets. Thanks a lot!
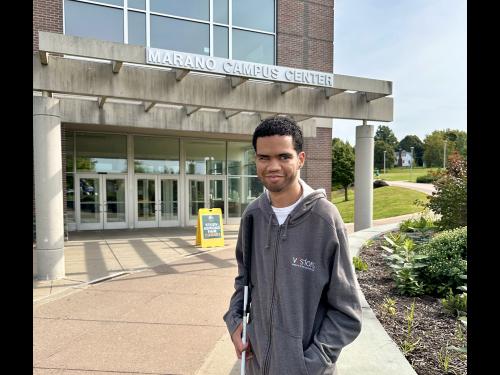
252,116,303,153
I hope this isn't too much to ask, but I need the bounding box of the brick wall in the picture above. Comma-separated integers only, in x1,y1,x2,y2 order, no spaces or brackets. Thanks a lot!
301,127,332,194
33,0,63,52
277,0,334,73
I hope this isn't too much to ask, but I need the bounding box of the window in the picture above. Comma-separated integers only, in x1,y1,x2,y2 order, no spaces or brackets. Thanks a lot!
134,136,180,174
64,0,275,65
75,133,128,173
64,0,124,43
151,16,210,55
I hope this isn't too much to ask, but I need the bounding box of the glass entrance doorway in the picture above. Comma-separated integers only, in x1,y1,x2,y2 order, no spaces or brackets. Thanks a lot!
76,174,128,230
135,175,179,227
186,176,225,225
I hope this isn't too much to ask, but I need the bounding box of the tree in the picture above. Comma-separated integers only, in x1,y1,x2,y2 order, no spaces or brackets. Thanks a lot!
398,135,424,167
374,125,398,150
426,151,467,230
374,140,396,170
332,138,355,201
423,129,467,167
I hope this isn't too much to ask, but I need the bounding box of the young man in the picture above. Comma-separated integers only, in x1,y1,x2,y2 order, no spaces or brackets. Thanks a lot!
223,116,362,374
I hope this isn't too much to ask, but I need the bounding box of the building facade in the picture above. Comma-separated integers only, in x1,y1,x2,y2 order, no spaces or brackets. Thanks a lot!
33,0,393,279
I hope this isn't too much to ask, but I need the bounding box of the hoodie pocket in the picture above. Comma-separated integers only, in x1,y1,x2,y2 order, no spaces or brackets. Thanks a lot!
269,325,309,375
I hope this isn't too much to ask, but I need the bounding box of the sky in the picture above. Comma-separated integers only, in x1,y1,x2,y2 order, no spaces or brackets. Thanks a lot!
332,0,467,146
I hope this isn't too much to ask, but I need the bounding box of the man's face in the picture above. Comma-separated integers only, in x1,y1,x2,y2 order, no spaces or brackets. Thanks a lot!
255,135,305,194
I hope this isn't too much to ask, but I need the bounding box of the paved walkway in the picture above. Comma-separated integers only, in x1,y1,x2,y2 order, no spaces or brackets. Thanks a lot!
34,217,418,375
386,180,435,195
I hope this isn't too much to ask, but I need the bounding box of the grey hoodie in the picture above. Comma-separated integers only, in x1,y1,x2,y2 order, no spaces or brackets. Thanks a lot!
223,181,362,375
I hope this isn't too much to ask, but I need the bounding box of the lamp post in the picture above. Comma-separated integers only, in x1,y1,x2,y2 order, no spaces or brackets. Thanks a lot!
383,150,386,175
410,146,414,182
443,139,448,169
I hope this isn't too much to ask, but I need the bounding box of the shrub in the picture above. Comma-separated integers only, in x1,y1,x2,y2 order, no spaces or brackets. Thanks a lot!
441,288,467,317
416,174,435,183
426,153,467,230
420,226,467,296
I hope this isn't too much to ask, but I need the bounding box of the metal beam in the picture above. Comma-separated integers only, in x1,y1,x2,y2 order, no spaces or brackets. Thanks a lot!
112,61,123,73
185,105,200,116
144,101,156,112
224,110,241,119
280,83,298,94
33,55,394,121
98,96,107,108
230,77,248,88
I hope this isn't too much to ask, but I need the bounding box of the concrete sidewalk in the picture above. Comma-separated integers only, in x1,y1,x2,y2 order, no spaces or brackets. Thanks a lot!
34,217,417,374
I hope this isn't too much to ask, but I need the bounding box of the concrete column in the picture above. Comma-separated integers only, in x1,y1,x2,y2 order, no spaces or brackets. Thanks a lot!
33,96,65,280
354,122,374,232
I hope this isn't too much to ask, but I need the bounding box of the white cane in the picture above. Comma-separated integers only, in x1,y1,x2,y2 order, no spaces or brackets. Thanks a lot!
240,285,249,375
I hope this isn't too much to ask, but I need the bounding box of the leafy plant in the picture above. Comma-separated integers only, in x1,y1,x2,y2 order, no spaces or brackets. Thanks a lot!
400,300,420,355
382,236,428,296
363,239,375,248
381,297,397,316
441,289,467,317
353,256,368,271
437,343,456,374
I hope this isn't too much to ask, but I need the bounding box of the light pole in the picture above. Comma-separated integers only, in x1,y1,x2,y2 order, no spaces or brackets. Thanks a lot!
410,146,414,182
443,139,448,169
383,150,386,175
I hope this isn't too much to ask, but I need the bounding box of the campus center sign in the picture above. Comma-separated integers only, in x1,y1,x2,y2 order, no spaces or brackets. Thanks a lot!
146,48,334,88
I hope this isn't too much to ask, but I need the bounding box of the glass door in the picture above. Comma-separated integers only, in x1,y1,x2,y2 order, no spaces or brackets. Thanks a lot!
76,174,128,230
135,175,179,228
186,176,225,226
159,177,179,226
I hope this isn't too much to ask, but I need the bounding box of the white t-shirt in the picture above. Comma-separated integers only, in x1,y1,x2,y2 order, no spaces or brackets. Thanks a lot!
269,179,312,225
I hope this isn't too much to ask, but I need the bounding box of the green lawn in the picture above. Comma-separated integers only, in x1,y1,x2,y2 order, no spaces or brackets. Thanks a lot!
331,186,429,223
376,167,440,182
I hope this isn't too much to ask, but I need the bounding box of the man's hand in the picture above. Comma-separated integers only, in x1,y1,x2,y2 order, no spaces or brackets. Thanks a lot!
230,322,254,359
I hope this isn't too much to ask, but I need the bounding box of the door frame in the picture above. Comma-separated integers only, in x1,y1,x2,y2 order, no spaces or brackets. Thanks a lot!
185,175,226,226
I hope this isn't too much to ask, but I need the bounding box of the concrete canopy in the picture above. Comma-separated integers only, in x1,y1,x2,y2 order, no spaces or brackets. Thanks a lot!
34,32,393,123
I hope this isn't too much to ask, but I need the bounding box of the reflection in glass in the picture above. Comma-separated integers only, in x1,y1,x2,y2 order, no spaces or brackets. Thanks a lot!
161,180,178,221
184,140,225,175
65,131,74,173
128,11,146,46
128,0,145,10
76,133,127,173
66,174,75,223
227,142,256,175
214,0,228,24
210,179,224,215
233,0,274,32
151,15,209,55
150,0,209,20
137,179,156,221
79,178,100,223
106,178,126,222
228,176,263,217
64,0,123,43
233,29,274,65
134,136,179,174
189,180,205,220
214,26,228,58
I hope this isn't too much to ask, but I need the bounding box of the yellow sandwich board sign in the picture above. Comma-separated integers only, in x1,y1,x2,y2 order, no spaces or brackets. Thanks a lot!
195,208,225,248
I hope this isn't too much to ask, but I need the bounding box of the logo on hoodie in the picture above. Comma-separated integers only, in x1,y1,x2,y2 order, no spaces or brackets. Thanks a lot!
291,256,316,272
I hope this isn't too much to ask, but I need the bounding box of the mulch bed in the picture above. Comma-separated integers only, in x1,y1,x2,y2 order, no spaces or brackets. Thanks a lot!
356,233,467,375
